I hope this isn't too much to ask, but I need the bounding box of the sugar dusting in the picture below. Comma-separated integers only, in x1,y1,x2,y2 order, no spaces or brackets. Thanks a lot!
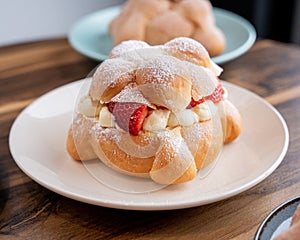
92,58,135,89
156,129,183,160
110,83,152,106
165,37,209,59
137,55,188,86
184,123,211,144
110,40,150,58
183,60,216,99
91,122,121,142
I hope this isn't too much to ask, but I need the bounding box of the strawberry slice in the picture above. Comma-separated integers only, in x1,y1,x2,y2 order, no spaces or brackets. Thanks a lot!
187,97,205,109
204,84,224,103
187,84,224,108
107,102,116,113
107,102,148,136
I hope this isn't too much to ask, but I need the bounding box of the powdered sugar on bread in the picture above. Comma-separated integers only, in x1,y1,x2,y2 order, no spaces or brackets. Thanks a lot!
66,37,242,185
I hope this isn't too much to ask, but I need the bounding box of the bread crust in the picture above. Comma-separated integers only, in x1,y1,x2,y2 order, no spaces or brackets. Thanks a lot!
222,100,242,143
89,58,136,102
135,55,192,112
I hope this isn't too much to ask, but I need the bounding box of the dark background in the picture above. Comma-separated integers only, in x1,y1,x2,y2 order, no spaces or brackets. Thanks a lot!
210,0,300,44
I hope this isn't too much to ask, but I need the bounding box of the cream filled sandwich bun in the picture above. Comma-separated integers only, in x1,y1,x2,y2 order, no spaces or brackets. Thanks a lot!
66,37,242,185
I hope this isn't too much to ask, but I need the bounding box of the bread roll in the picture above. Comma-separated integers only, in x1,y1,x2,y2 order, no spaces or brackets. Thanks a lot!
109,0,225,57
66,37,241,184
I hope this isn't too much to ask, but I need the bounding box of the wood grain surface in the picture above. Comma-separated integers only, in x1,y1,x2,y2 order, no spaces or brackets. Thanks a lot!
0,39,300,240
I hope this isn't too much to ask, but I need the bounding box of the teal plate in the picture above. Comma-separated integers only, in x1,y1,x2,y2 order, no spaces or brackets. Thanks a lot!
68,5,256,64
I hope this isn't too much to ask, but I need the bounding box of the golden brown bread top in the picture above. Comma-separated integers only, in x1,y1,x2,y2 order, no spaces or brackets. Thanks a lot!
90,37,222,104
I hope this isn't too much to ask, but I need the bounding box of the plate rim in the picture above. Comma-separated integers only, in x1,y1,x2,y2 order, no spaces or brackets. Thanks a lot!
68,5,120,61
9,80,289,211
67,5,256,64
212,7,257,64
255,195,300,240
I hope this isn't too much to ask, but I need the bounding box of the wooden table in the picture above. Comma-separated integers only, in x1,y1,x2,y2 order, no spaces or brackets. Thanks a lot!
0,39,300,239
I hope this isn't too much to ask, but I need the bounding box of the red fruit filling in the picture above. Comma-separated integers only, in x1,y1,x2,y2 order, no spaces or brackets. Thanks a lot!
205,84,224,103
107,102,148,136
187,84,224,108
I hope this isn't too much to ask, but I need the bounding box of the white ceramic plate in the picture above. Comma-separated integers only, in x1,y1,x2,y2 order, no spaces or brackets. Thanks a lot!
9,80,288,210
68,6,256,64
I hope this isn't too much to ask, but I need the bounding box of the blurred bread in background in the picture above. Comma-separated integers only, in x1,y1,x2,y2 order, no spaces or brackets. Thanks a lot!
109,0,225,57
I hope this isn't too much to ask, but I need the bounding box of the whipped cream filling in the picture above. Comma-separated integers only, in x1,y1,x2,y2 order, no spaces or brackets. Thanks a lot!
95,103,217,133
77,96,100,117
168,109,199,127
77,87,225,134
98,106,115,128
143,109,170,132
193,101,215,122
222,87,228,100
